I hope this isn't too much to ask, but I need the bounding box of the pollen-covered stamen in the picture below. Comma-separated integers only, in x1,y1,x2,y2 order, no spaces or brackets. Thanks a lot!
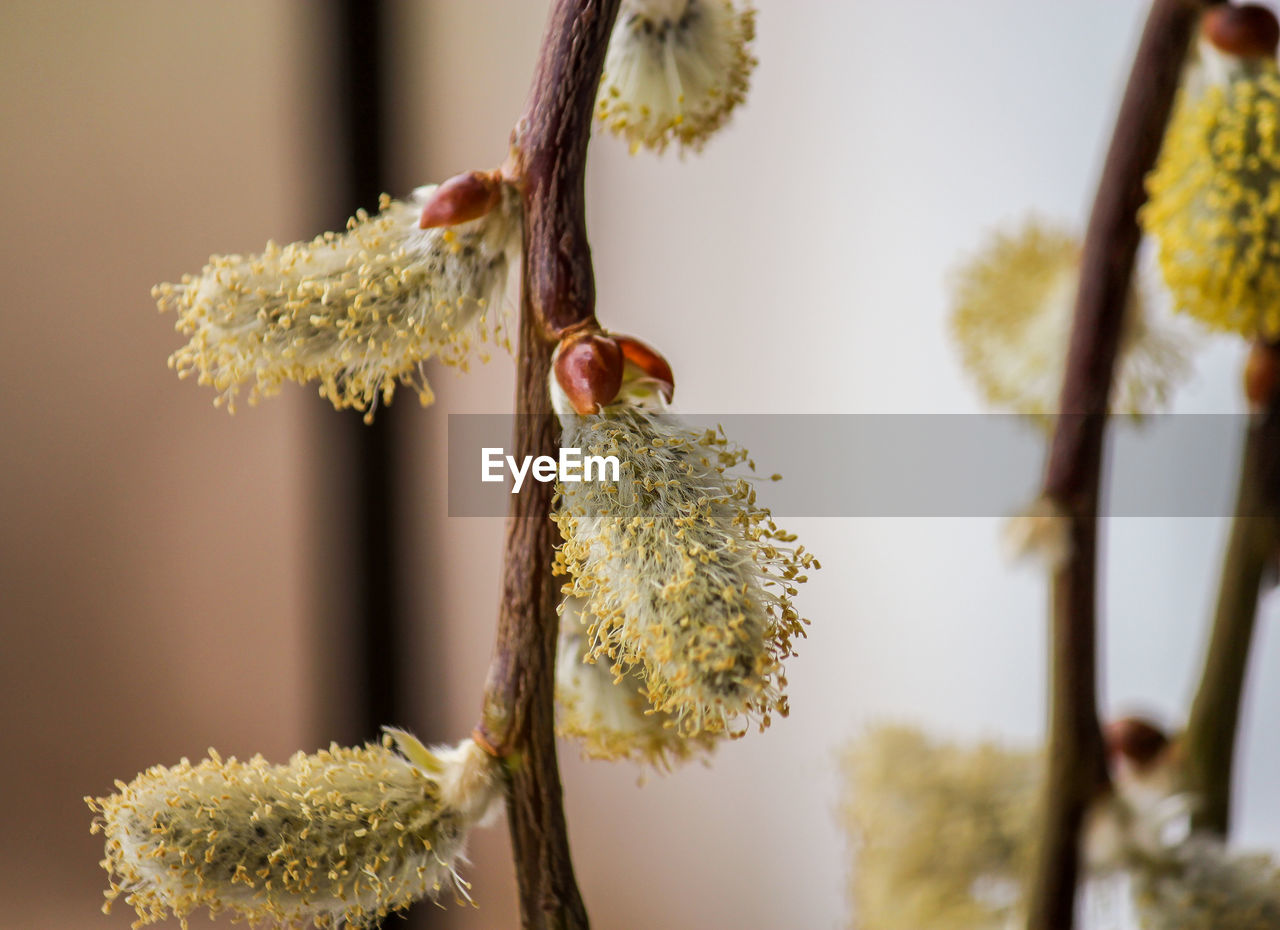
552,330,625,414
556,595,719,768
1203,4,1280,59
419,170,504,229
615,334,675,402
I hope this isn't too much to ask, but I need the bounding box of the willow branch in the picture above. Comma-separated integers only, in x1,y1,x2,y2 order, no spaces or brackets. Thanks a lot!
474,2,620,929
511,0,619,339
1027,1,1217,927
1183,383,1280,836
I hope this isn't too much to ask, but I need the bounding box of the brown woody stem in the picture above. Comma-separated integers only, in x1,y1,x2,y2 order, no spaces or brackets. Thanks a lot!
511,0,620,339
1028,1,1218,927
1183,390,1280,836
475,2,620,928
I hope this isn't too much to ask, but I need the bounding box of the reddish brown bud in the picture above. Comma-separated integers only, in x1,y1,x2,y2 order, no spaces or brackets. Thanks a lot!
614,335,675,403
1105,717,1169,773
554,331,624,415
1203,4,1280,58
1245,340,1280,411
418,170,503,229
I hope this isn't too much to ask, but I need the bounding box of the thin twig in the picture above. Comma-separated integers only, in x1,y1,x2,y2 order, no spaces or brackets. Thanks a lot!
1029,1,1219,927
474,2,621,928
1184,388,1280,836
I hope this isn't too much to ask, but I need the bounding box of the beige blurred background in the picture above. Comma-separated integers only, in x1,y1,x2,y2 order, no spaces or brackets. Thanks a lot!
3,2,1279,929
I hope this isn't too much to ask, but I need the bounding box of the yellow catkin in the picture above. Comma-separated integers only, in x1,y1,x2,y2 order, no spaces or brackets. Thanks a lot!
556,595,719,768
596,0,757,154
842,726,1280,929
87,734,499,929
841,726,1041,930
950,218,1187,419
552,365,815,739
1143,62,1280,338
154,185,520,421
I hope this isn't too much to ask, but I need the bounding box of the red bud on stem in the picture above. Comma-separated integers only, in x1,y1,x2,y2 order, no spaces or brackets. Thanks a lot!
553,331,624,414
419,170,503,229
1203,4,1280,58
614,334,675,402
1105,717,1170,774
1245,341,1280,412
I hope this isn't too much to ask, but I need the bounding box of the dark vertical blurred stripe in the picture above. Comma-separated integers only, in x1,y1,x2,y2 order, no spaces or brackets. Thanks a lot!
327,0,401,748
315,6,439,925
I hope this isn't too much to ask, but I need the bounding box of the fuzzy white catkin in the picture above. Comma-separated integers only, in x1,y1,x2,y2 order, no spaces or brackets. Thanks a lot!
550,361,814,739
843,726,1280,930
949,219,1189,421
1130,839,1280,930
154,184,520,421
843,726,1042,930
556,595,718,768
596,0,757,153
87,733,501,929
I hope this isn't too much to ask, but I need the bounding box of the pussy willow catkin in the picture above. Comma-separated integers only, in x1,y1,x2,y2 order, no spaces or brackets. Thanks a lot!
843,726,1041,930
1131,837,1280,930
596,0,756,153
1143,50,1280,339
551,361,814,739
155,184,520,421
88,733,500,928
950,218,1187,420
556,595,719,768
